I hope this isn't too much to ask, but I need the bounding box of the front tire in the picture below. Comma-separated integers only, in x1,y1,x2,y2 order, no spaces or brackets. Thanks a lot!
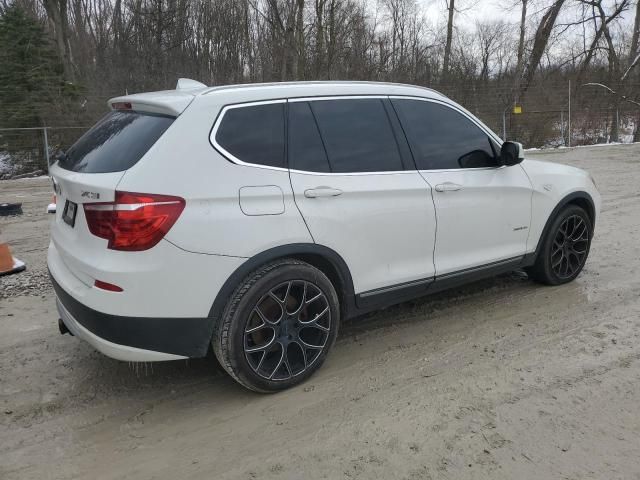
213,259,340,392
527,205,592,285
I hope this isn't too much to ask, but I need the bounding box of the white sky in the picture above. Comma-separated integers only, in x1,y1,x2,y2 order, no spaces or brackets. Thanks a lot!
419,0,634,31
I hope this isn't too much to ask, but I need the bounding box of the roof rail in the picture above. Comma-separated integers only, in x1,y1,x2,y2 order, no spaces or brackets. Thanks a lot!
176,78,207,90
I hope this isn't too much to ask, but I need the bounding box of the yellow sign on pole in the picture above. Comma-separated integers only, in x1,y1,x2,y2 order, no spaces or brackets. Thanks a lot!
513,105,522,114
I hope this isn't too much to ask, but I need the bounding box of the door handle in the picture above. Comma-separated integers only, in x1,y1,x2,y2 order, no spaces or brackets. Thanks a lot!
434,182,462,192
304,186,343,198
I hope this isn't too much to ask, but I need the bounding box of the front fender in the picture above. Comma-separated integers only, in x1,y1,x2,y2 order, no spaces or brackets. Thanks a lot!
521,158,601,256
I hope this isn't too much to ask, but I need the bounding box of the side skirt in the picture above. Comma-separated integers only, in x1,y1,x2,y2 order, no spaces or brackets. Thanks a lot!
351,256,525,317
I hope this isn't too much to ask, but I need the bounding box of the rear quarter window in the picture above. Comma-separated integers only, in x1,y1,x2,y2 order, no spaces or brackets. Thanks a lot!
57,111,174,173
214,103,285,168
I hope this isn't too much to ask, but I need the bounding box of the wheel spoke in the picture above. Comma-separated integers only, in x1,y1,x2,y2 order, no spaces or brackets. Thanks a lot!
245,333,276,353
289,281,307,315
293,340,308,369
300,305,329,325
246,322,266,334
571,245,587,255
268,281,291,306
256,350,267,371
570,221,587,241
300,305,330,332
299,338,324,350
283,281,293,307
282,349,293,379
254,303,280,325
552,253,564,269
305,291,323,305
268,342,286,379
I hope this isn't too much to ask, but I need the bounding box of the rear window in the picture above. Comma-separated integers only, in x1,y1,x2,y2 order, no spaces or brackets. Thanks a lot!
57,111,174,173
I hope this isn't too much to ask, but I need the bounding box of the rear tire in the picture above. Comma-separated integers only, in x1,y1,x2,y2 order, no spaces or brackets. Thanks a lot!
212,259,340,392
527,205,592,285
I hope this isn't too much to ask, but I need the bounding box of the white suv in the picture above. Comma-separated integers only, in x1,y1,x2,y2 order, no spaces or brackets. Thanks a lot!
48,80,600,392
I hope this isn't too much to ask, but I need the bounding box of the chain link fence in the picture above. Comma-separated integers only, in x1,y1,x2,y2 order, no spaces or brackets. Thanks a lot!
0,126,90,179
1,81,638,179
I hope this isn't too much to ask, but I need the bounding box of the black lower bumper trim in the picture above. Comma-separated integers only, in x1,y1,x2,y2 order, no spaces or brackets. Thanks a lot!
50,273,210,358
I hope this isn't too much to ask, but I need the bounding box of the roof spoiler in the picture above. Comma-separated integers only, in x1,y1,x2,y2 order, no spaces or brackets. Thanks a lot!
176,78,207,90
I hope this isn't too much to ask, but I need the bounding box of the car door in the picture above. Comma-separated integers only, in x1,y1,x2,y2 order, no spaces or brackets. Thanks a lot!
287,97,437,298
391,97,532,276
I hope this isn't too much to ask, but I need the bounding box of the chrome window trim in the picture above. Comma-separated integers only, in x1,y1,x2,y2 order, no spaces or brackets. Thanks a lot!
288,169,414,176
210,94,505,175
211,95,410,175
210,99,289,173
288,95,388,102
388,95,504,146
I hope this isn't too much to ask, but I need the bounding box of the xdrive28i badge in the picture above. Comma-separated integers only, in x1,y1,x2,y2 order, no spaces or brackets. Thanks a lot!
81,191,100,200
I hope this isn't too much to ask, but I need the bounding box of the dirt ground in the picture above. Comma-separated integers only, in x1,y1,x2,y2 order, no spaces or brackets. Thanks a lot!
1,144,640,480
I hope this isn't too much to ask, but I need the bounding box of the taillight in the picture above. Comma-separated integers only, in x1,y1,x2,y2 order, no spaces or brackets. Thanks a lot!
84,191,185,251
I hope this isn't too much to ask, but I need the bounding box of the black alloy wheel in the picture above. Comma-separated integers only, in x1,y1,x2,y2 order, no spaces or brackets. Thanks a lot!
550,214,590,280
527,205,592,285
213,259,339,392
244,280,331,381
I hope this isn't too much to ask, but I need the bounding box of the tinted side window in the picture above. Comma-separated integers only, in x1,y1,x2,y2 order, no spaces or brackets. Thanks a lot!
310,99,403,173
392,99,497,170
288,102,331,173
215,103,285,168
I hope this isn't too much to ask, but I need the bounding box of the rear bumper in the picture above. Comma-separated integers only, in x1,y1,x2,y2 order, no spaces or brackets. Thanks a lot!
51,274,211,359
47,235,245,359
56,296,186,362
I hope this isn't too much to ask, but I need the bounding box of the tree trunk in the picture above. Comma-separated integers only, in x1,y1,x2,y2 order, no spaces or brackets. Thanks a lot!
513,0,527,95
521,0,565,94
442,0,454,82
42,0,74,81
326,0,336,79
630,0,640,65
295,0,305,80
315,0,325,78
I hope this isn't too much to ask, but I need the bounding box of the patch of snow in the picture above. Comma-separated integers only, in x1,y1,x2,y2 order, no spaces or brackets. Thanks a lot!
0,153,14,176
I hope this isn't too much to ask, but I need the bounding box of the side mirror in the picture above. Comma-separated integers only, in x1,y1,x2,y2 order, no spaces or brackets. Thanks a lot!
500,141,524,166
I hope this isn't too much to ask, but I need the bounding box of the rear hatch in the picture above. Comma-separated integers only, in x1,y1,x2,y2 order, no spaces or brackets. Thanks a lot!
49,106,178,287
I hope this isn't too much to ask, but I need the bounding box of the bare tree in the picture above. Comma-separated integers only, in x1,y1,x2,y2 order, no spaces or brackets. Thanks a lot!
521,0,565,93
442,0,455,82
513,0,527,95
42,0,74,79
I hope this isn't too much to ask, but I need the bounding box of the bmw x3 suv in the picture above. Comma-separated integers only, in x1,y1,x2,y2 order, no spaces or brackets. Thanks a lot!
48,80,600,392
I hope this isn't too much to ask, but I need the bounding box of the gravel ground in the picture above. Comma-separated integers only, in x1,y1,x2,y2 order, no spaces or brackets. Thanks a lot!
1,144,640,480
0,178,52,300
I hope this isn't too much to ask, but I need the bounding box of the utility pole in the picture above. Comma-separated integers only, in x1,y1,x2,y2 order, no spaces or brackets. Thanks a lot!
568,80,571,148
43,127,50,172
